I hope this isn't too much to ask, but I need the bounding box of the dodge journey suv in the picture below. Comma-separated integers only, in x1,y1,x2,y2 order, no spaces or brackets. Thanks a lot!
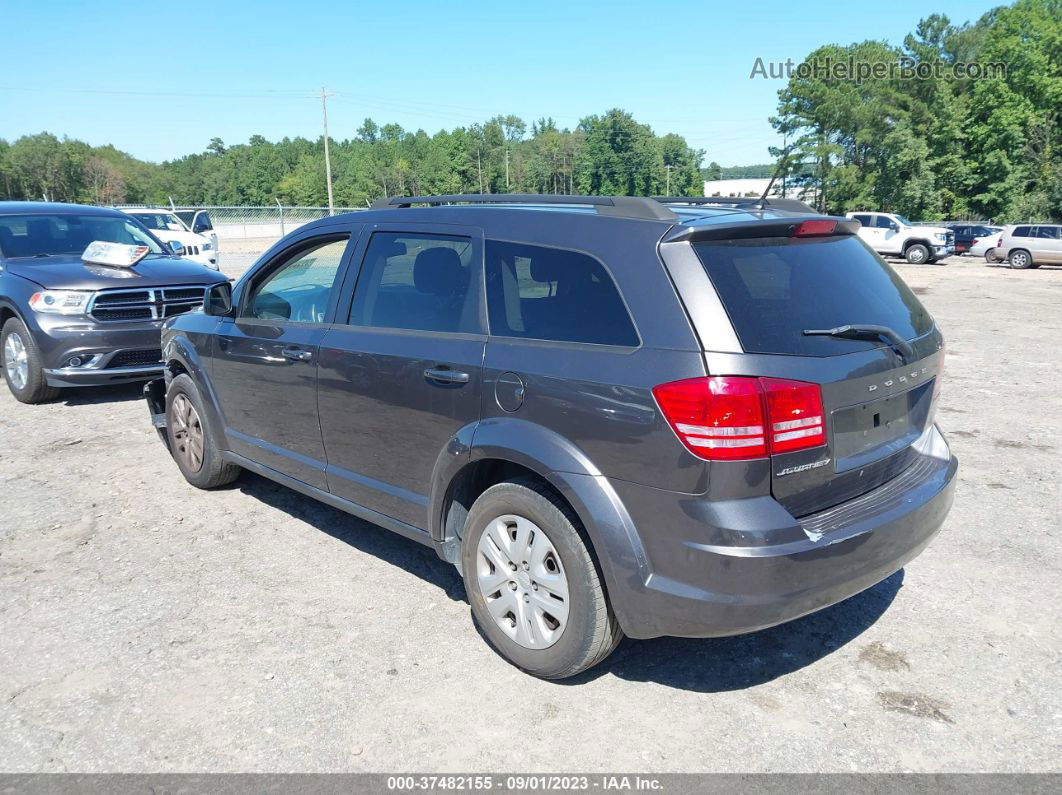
145,194,958,679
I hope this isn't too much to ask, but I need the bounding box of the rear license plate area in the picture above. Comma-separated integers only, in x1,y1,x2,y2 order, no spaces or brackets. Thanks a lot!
831,382,932,471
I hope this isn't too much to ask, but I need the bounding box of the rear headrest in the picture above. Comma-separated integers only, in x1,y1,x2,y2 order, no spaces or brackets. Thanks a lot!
529,255,562,283
413,247,465,296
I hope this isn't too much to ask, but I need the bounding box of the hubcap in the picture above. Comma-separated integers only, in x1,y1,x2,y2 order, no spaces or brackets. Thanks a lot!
1013,253,1027,267
170,394,205,472
3,333,29,391
910,248,926,263
476,514,570,649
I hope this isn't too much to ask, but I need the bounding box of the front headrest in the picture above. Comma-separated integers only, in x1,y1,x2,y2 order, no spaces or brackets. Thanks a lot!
26,218,53,238
413,247,465,296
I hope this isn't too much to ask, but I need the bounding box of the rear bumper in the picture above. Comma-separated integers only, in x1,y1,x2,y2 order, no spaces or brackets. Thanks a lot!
606,426,957,639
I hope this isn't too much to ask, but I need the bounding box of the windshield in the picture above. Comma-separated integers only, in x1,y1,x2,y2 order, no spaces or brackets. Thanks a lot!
894,215,914,227
0,214,165,259
693,235,933,357
130,212,186,232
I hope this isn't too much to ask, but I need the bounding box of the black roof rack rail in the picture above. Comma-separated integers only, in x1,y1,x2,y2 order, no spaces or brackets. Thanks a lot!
653,196,818,214
370,193,678,221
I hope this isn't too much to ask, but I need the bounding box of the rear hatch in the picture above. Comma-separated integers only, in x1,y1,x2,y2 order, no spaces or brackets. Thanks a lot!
690,227,944,517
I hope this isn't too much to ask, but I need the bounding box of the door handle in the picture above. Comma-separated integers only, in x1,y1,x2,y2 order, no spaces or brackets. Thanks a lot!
282,347,313,363
424,367,470,384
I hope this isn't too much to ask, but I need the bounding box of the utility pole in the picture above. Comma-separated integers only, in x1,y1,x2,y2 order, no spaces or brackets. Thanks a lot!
664,164,673,196
320,86,335,215
505,148,510,190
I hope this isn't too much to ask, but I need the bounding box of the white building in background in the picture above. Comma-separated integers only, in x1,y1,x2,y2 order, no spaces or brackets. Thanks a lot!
702,178,778,197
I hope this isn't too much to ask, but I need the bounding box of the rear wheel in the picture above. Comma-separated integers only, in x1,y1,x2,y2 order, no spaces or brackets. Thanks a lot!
461,478,622,679
984,249,998,263
905,244,929,264
1,318,60,404
166,373,240,488
1008,249,1033,269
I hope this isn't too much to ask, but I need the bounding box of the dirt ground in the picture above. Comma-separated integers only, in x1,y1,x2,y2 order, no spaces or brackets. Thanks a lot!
0,252,1059,773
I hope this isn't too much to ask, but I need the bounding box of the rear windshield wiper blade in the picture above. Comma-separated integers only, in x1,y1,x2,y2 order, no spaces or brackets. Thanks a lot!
802,324,915,362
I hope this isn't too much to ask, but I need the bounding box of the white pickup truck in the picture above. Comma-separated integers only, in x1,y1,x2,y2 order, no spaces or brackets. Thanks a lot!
846,212,954,264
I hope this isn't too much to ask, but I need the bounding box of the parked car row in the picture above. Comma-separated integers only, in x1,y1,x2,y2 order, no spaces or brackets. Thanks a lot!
848,212,1062,270
1,195,958,679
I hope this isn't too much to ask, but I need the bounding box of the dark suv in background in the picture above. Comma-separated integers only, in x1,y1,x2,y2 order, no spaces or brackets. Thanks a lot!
146,194,958,679
0,202,227,403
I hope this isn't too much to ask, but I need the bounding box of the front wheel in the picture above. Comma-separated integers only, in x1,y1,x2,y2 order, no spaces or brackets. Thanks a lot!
1008,249,1033,269
1,318,60,404
461,478,622,679
165,373,240,489
905,244,929,264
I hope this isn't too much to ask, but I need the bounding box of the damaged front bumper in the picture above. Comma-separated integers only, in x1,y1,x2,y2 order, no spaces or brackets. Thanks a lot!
143,378,169,449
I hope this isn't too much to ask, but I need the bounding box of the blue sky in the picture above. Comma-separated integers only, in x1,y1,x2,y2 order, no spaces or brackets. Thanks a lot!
2,0,1001,165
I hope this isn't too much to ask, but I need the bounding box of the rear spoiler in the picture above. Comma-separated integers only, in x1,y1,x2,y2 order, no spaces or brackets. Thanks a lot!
664,215,860,243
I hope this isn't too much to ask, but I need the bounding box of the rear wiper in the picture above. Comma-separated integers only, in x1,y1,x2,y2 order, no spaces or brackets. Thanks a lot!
802,324,915,362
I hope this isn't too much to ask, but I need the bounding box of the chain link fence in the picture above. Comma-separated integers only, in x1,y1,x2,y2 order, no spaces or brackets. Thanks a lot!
121,204,367,240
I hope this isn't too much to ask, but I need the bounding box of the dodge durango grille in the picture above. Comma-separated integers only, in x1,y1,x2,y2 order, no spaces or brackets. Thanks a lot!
90,286,207,323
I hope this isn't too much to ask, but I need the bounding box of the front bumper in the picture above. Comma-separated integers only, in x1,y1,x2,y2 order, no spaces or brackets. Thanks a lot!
933,244,954,258
34,315,166,387
606,426,958,639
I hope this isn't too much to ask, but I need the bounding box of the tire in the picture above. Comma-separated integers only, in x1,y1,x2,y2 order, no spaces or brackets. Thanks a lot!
984,249,997,263
165,373,240,489
461,477,622,679
905,244,930,264
1008,249,1033,269
1,318,60,404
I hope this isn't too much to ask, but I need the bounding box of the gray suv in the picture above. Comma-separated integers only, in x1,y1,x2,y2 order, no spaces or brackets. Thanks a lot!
0,202,228,403
145,194,958,679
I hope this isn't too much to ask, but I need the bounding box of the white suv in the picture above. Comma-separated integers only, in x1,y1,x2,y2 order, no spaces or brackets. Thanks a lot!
118,208,219,270
846,212,954,265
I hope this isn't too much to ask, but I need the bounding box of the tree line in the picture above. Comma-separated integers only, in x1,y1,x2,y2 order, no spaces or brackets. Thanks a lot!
773,0,1061,222
0,109,706,209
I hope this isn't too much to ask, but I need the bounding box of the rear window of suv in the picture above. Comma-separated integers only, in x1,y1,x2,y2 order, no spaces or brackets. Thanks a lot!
692,236,933,356
485,240,638,346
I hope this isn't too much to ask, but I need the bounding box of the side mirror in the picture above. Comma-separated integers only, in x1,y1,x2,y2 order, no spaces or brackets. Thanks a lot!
168,240,185,256
204,281,233,316
889,222,900,231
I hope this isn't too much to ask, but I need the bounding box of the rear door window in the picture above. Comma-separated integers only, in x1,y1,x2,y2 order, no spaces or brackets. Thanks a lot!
348,232,478,334
852,214,872,227
485,240,638,346
692,236,933,356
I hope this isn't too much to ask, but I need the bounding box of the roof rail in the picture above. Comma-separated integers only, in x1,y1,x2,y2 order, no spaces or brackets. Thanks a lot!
370,193,678,221
654,196,817,214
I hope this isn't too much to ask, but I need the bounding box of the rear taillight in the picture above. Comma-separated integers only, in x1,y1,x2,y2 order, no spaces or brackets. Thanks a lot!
761,378,827,453
996,236,1003,247
653,376,826,461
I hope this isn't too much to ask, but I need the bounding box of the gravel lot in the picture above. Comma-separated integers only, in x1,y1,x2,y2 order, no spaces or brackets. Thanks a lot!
1,249,1059,773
